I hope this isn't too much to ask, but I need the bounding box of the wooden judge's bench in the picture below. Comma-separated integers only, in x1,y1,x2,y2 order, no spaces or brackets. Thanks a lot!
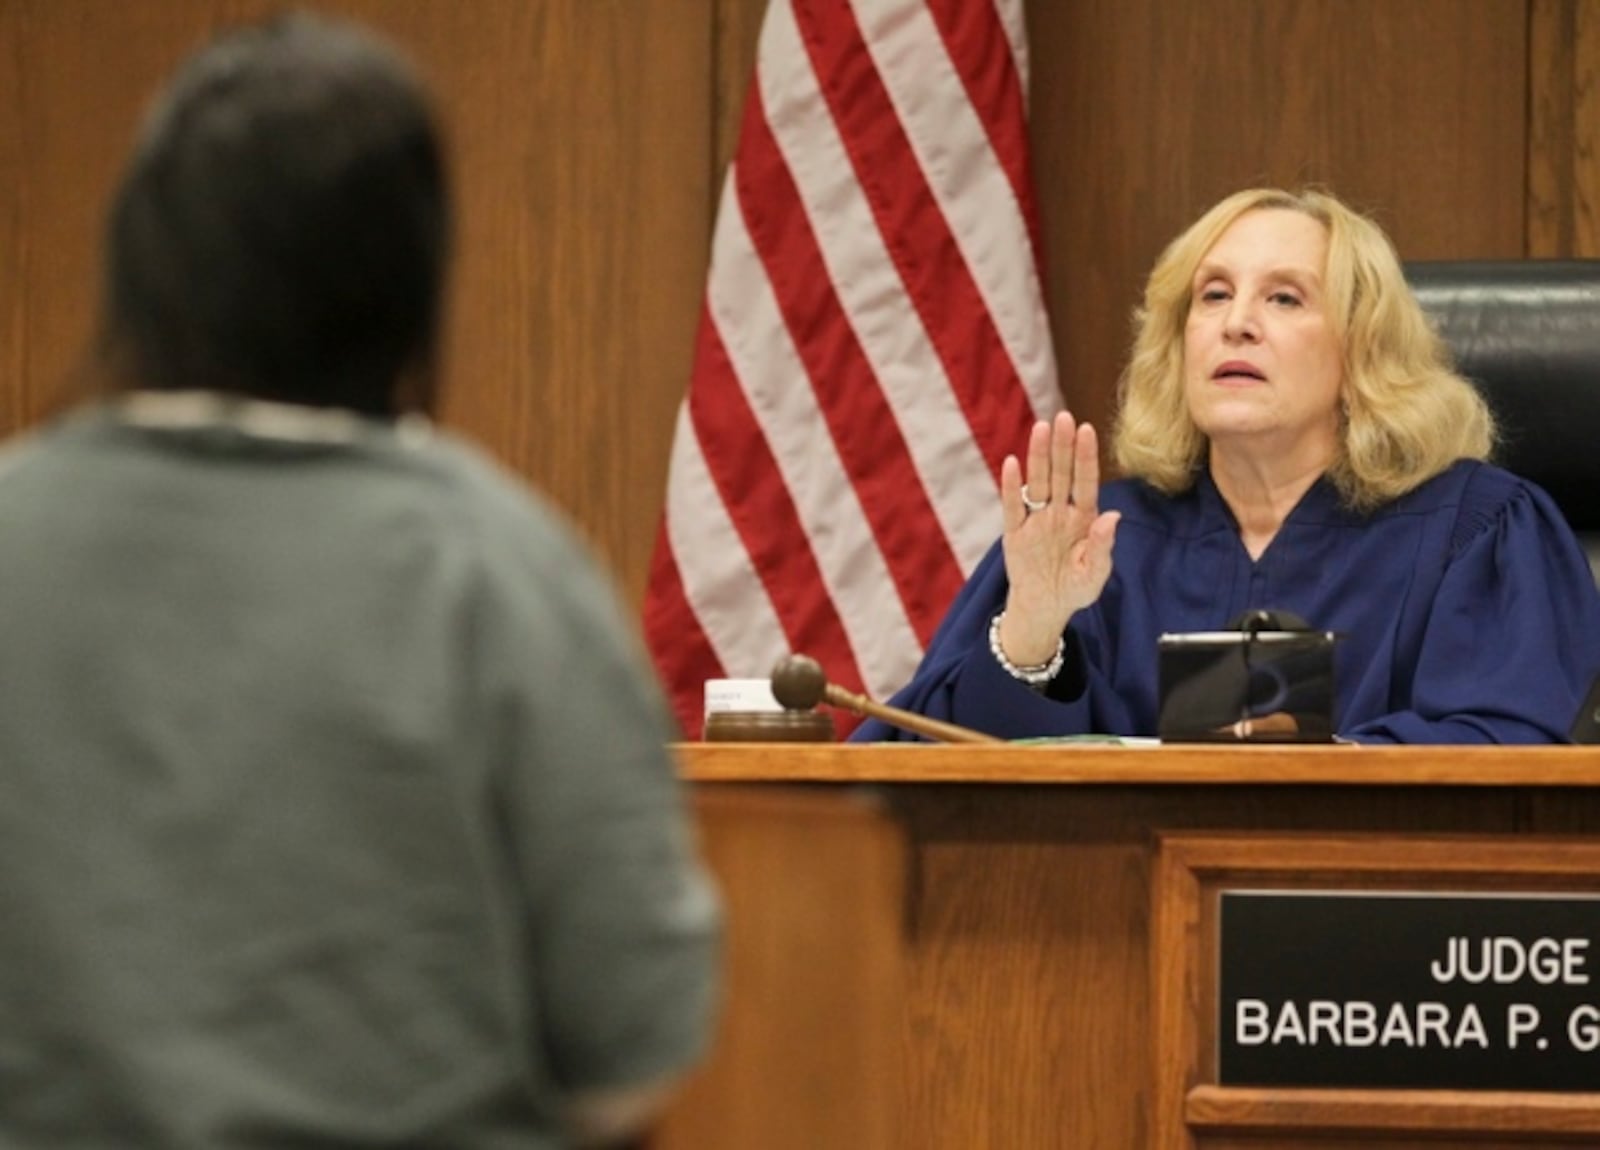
653,743,1600,1150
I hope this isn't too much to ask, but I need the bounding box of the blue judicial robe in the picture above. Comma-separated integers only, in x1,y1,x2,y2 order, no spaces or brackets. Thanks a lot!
852,460,1600,744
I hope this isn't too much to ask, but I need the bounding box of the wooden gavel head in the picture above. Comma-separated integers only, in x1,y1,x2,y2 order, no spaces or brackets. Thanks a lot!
769,654,828,711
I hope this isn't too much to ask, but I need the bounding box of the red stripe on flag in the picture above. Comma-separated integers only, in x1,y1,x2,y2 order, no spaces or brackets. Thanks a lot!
641,517,724,739
688,310,869,699
735,90,964,646
794,0,1037,477
923,0,1047,271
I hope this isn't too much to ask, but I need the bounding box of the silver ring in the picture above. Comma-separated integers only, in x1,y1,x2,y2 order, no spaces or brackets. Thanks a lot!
1020,483,1048,513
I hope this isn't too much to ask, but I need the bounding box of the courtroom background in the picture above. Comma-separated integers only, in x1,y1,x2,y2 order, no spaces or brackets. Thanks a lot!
3,0,1595,609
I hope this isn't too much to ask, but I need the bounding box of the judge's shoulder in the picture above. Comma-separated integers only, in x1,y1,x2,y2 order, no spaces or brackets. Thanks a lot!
1103,457,1551,536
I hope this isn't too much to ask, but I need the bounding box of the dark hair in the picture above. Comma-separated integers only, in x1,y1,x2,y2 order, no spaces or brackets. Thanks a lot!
96,12,450,416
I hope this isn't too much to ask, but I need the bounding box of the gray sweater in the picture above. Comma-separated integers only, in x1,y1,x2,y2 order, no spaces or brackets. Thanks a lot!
0,400,719,1148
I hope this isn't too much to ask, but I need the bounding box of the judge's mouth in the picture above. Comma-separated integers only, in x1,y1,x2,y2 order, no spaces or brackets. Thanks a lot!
1212,361,1266,384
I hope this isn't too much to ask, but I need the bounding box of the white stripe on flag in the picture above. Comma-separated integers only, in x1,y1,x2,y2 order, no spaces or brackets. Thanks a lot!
851,0,1059,421
992,0,1031,98
758,0,1002,573
662,405,786,679
707,181,921,699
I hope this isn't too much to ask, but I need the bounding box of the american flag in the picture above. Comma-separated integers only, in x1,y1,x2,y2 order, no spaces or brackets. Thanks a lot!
644,0,1059,738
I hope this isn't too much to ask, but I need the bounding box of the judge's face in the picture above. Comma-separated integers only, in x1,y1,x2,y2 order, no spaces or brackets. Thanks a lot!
1182,209,1345,469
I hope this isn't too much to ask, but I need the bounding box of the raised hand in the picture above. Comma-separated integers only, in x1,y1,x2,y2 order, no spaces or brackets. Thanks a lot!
996,411,1121,666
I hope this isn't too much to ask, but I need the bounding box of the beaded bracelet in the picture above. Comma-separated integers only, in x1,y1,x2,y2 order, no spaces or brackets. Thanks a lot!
988,611,1065,687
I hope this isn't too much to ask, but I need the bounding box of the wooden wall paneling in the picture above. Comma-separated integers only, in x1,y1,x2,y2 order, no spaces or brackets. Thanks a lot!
0,1,22,437
656,784,907,1150
713,0,767,191
1570,0,1598,255
1529,0,1600,257
1025,0,1529,460
1529,0,1579,256
359,0,714,608
6,1,266,434
5,1,713,607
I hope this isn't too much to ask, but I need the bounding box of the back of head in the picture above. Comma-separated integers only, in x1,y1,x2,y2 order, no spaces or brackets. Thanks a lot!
97,12,450,417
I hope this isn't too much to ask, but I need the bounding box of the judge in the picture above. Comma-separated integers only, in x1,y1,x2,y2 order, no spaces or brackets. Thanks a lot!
853,187,1600,744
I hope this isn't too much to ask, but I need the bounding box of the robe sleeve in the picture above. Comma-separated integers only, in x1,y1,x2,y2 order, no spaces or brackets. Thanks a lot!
848,541,1141,742
1345,469,1600,744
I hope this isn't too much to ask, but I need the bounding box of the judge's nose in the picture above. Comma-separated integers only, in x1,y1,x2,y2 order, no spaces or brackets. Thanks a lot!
1223,299,1261,343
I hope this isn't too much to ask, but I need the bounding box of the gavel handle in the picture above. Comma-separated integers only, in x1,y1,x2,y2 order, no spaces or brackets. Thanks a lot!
822,684,1003,744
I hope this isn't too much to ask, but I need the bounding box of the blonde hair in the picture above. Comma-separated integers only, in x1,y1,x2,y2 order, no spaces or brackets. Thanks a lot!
1111,187,1494,510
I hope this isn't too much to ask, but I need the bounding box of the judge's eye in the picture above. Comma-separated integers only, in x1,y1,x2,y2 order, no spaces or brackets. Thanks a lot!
1198,287,1231,303
1269,290,1304,308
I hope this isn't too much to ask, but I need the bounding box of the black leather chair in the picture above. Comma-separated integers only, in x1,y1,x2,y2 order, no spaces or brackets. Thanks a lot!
1405,261,1600,542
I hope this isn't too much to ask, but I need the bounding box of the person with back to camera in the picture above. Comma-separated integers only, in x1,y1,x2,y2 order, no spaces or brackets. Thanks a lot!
853,186,1600,744
0,12,718,1148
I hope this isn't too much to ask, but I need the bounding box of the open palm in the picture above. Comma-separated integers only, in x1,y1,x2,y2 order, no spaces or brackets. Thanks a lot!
997,412,1121,666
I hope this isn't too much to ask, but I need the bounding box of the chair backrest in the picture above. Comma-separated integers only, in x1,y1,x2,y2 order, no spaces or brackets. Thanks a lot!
1404,261,1600,535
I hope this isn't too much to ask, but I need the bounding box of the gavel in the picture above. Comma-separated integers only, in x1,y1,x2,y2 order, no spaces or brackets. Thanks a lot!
769,654,1003,744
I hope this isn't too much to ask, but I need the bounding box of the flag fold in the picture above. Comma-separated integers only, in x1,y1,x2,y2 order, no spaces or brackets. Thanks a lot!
645,0,1059,737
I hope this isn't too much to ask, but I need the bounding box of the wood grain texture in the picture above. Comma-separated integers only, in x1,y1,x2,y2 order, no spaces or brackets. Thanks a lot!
683,747,1600,1149
712,0,766,190
678,741,1600,786
0,1,21,437
892,787,1527,1150
1200,1139,1568,1150
2,1,246,433
1,0,711,609
654,785,905,1150
1153,831,1206,1150
1188,1085,1600,1140
1529,0,1600,256
1155,833,1600,1148
1578,3,1600,255
1530,0,1578,255
423,0,712,608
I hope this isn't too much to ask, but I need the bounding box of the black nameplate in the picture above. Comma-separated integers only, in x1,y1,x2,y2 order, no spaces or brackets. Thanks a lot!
1219,891,1600,1091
